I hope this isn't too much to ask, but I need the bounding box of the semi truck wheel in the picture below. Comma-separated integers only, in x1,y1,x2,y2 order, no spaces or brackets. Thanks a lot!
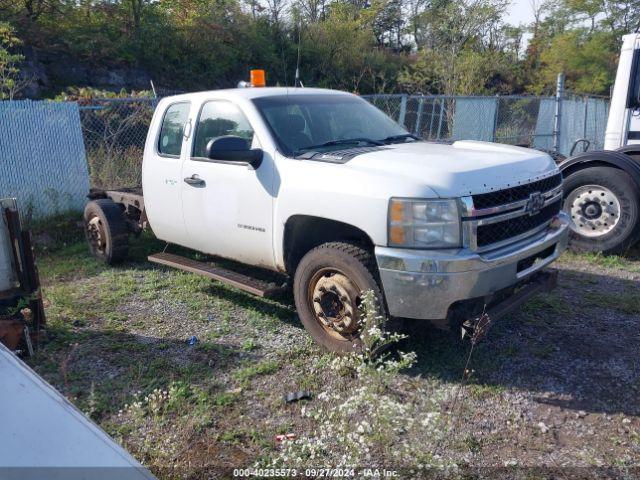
563,166,640,254
84,199,129,264
293,242,385,353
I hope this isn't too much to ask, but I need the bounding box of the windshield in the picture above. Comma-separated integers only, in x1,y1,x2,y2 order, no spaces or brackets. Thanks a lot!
252,94,413,157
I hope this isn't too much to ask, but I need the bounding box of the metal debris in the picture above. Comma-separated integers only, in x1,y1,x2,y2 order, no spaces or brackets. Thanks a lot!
275,433,296,443
283,390,312,403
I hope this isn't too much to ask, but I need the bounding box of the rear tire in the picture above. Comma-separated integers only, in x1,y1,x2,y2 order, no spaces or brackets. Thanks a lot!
563,166,640,255
84,199,129,264
293,242,386,353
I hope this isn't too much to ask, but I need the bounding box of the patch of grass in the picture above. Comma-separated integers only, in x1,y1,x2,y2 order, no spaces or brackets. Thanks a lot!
521,292,570,315
218,429,247,444
464,434,483,454
233,359,280,382
38,242,106,281
212,391,241,407
561,250,640,272
468,383,505,398
583,291,640,315
28,211,84,253
242,338,258,351
532,343,556,359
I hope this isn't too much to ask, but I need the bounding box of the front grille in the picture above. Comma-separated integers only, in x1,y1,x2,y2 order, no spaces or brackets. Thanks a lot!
472,174,562,210
476,200,562,247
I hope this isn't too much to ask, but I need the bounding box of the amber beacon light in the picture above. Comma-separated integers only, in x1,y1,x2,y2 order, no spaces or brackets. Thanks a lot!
250,69,266,87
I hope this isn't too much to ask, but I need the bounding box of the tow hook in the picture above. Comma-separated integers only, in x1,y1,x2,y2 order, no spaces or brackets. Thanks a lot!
461,313,492,343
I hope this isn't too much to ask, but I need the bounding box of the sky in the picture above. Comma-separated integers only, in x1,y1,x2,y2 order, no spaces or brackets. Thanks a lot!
505,0,536,26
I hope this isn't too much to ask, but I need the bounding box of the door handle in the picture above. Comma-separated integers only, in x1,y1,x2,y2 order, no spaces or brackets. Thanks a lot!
184,175,205,187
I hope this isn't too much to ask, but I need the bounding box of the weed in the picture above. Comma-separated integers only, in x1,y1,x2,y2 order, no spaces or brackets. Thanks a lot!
234,360,280,382
242,338,258,351
268,291,449,470
213,391,240,407
464,434,482,453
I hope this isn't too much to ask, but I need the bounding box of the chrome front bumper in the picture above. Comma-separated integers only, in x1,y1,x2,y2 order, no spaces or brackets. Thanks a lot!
376,212,570,321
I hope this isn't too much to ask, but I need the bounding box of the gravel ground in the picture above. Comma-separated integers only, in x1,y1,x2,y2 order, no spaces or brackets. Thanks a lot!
29,239,640,478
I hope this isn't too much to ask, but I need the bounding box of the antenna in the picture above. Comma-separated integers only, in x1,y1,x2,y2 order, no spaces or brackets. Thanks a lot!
150,79,157,99
294,11,303,87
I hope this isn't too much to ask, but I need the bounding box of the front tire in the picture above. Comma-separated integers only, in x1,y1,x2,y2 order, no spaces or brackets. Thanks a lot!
84,199,129,264
293,242,385,353
563,166,640,254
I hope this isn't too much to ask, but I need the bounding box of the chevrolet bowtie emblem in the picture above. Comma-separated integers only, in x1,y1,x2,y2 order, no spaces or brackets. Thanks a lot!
525,192,545,215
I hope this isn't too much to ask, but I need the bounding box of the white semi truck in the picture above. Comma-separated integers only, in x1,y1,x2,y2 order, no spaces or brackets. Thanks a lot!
84,78,570,351
559,32,640,254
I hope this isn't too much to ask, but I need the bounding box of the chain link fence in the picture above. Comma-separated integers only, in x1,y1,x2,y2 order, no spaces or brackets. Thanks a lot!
79,98,156,189
77,92,610,189
363,93,610,155
1,100,90,220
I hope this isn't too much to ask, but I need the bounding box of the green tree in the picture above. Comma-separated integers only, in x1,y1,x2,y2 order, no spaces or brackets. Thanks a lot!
0,22,26,99
529,29,617,95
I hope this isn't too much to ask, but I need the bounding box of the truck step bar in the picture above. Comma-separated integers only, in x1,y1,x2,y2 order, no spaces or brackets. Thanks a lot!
148,252,282,298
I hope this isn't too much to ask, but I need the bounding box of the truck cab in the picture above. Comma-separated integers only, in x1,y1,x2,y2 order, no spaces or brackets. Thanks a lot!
559,33,640,254
85,84,570,351
604,33,640,151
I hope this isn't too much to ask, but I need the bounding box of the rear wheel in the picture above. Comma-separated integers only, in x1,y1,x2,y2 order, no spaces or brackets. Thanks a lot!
84,199,129,264
563,166,640,254
293,242,385,353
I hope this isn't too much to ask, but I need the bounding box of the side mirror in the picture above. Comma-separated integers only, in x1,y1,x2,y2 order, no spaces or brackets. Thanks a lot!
206,136,263,168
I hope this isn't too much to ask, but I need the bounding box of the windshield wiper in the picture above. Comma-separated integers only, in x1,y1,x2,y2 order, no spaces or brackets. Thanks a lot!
297,137,384,154
380,133,421,144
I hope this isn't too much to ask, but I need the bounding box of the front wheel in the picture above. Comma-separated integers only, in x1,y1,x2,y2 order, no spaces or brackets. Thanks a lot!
293,242,385,353
563,166,640,254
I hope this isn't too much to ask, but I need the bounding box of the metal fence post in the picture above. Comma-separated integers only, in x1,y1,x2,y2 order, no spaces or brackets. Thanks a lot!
553,73,565,153
436,97,445,140
492,95,500,142
414,96,424,136
582,95,589,141
398,94,407,127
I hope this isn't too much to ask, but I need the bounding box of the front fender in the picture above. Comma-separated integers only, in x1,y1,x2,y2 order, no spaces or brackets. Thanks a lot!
616,145,640,160
559,150,640,188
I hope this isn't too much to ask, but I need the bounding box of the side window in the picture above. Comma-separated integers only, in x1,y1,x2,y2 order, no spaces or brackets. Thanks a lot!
158,102,190,156
193,101,255,158
629,50,640,109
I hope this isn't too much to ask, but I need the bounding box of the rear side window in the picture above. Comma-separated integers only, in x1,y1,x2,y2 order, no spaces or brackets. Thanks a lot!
628,50,640,109
192,101,254,158
158,102,190,156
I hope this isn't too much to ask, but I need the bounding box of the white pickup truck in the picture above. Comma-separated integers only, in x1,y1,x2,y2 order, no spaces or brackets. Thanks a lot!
84,84,570,351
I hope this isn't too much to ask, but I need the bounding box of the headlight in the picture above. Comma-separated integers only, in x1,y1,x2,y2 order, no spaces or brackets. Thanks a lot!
388,198,461,248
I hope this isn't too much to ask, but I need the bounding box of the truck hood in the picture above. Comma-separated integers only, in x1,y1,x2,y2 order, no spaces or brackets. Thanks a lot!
346,140,558,197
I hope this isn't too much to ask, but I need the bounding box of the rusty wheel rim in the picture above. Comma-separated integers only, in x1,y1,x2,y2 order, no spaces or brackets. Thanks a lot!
307,268,362,341
86,215,107,254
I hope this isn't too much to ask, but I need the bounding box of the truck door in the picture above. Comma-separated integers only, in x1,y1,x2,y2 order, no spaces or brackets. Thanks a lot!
180,100,275,268
142,101,191,245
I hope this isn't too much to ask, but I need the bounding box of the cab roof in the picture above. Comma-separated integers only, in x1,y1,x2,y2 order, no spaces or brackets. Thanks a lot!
162,87,354,103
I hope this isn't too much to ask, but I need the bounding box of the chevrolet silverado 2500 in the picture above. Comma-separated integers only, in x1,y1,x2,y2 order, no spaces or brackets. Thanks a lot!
84,84,570,351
